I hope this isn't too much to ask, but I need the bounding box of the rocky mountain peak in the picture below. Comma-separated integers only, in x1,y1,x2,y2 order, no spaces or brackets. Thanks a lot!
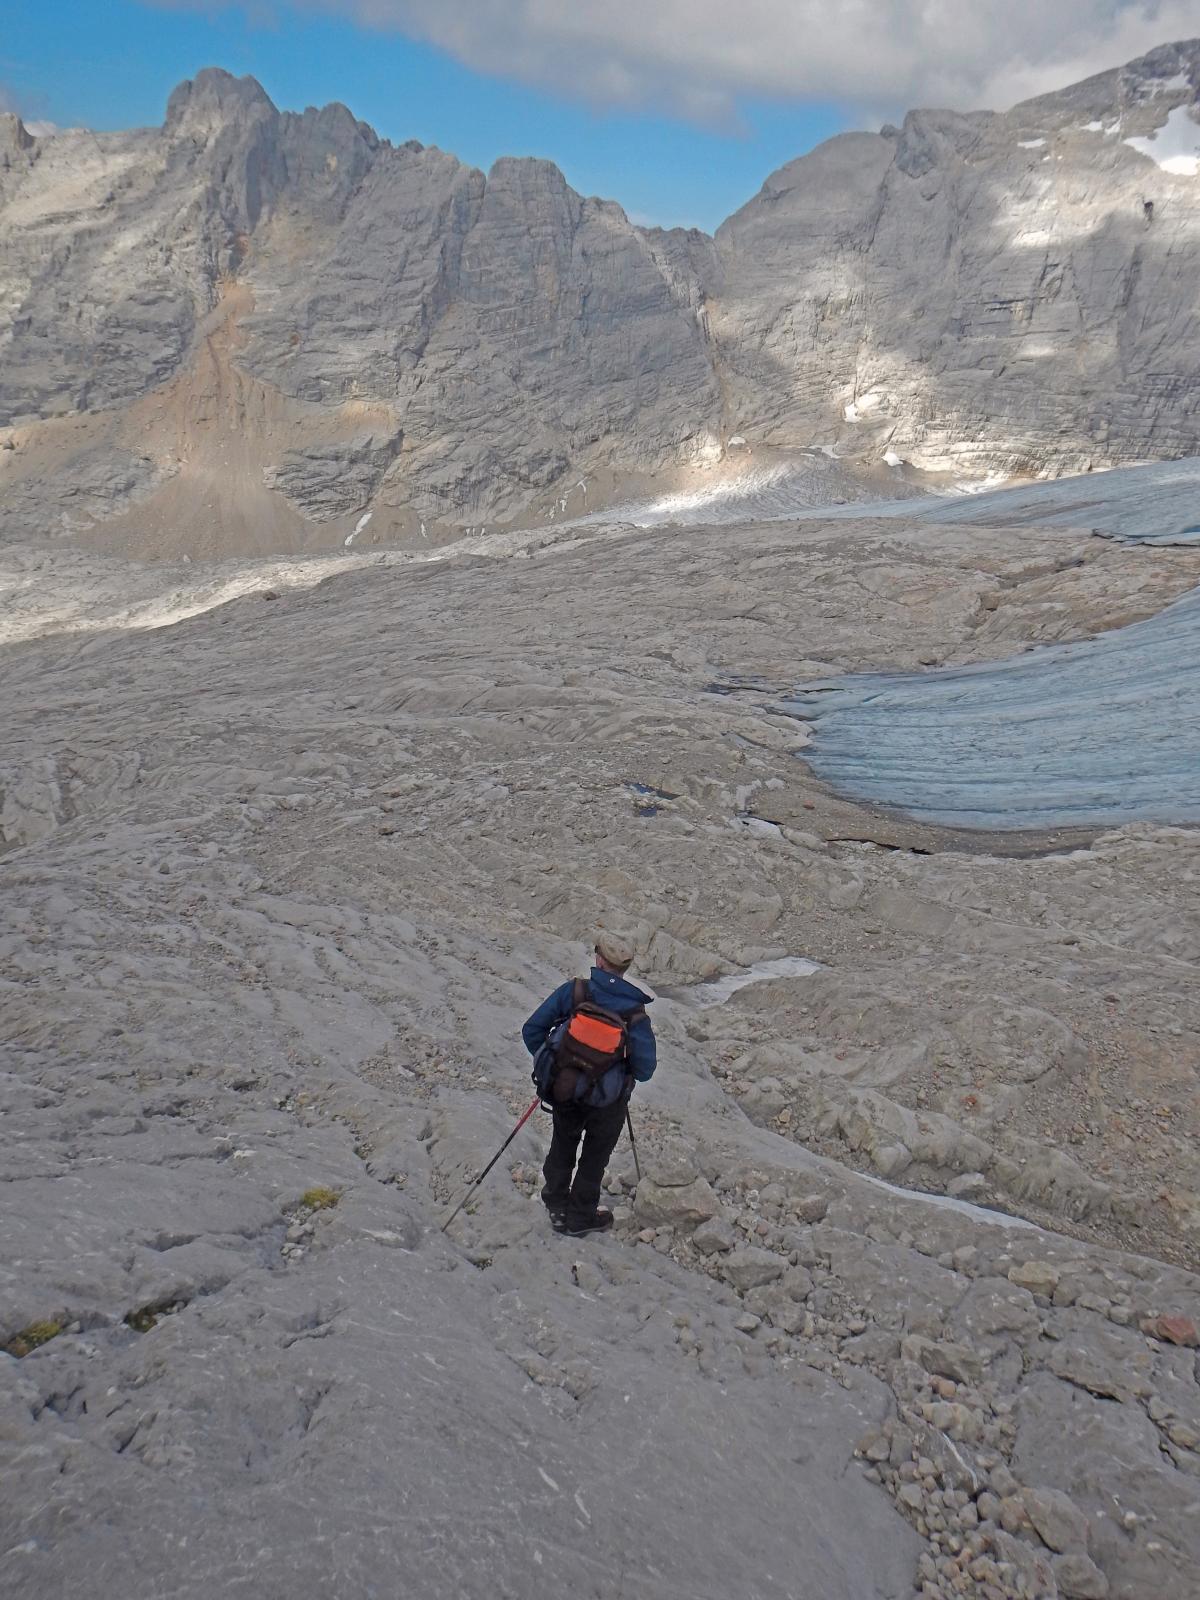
288,97,381,151
1013,36,1198,124
5,41,1200,554
0,111,35,162
165,66,277,140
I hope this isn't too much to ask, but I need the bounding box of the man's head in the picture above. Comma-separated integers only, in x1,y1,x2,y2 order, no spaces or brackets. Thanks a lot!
594,930,635,974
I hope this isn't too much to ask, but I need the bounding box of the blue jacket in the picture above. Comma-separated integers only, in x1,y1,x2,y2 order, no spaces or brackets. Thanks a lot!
523,967,657,1107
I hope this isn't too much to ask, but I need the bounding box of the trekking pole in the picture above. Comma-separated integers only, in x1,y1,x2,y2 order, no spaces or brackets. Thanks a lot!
439,1097,540,1233
625,1105,643,1185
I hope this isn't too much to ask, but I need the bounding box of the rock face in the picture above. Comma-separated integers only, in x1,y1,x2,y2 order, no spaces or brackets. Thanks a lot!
0,70,721,549
5,45,1200,551
712,39,1200,477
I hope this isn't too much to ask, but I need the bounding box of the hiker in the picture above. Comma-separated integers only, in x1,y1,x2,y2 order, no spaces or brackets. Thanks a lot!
522,932,656,1235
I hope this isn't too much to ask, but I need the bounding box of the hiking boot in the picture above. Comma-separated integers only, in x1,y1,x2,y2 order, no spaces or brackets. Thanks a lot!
564,1208,613,1237
542,1196,567,1229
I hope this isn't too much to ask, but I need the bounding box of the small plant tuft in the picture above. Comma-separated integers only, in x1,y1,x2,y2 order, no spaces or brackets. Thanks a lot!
4,1319,63,1358
124,1306,161,1333
300,1186,341,1212
124,1299,184,1334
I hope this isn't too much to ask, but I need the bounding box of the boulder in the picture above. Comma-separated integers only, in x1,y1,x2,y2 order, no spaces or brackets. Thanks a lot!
926,1402,981,1442
1144,1314,1199,1348
946,1172,989,1201
1052,1551,1109,1598
1008,1261,1060,1297
781,1266,814,1302
790,1192,829,1223
692,1217,737,1255
647,1145,700,1187
1022,1486,1090,1554
1046,1337,1146,1404
721,1247,786,1293
745,1285,810,1336
633,1176,719,1229
900,1334,983,1385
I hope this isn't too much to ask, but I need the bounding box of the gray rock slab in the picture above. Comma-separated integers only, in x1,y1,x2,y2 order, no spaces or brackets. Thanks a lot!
3,1219,920,1600
1013,1372,1200,1597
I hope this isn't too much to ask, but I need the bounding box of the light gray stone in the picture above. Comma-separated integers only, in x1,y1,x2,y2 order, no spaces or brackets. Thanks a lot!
1022,1485,1090,1554
647,1145,700,1187
693,1217,737,1255
901,1334,983,1386
1052,1551,1109,1598
782,1266,814,1302
1008,1261,1060,1297
721,1247,786,1293
634,1176,720,1228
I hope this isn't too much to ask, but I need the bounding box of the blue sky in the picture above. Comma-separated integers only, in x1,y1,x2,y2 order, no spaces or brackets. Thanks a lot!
1,1,852,231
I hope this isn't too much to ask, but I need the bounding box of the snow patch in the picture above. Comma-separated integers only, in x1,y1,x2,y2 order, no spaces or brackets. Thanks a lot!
1125,105,1200,176
883,449,903,468
1151,71,1192,95
588,463,793,526
683,956,820,1009
950,470,1011,497
1017,138,1046,149
344,509,373,547
847,392,883,418
1083,120,1105,133
734,815,782,838
858,1171,1040,1232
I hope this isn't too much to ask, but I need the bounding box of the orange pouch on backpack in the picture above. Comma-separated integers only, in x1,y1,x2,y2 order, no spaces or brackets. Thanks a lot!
567,1014,624,1053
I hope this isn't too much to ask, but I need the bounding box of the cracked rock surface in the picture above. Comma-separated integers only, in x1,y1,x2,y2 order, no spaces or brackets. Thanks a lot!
3,501,1200,1599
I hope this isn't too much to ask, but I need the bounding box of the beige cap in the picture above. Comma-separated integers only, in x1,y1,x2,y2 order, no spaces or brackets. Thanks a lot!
595,930,636,970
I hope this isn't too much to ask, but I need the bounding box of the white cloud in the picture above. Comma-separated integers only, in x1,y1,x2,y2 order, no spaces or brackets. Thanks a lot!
221,0,1200,121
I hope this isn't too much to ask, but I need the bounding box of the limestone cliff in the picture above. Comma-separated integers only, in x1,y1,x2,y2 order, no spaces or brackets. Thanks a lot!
712,39,1200,476
3,43,1200,551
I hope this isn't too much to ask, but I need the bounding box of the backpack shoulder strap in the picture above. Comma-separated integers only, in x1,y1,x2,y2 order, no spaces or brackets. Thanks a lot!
624,1006,646,1029
571,977,587,1011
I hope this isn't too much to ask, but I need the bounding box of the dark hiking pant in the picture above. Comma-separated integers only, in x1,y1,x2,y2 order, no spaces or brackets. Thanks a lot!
541,1097,626,1227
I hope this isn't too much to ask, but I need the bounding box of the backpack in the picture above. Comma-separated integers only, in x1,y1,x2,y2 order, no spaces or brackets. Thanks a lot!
533,978,645,1108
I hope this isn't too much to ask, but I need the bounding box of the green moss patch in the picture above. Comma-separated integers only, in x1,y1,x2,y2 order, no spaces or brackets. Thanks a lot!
4,1319,63,1358
299,1186,341,1212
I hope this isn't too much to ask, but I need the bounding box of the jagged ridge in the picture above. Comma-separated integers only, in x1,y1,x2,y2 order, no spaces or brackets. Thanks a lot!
2,42,1200,552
